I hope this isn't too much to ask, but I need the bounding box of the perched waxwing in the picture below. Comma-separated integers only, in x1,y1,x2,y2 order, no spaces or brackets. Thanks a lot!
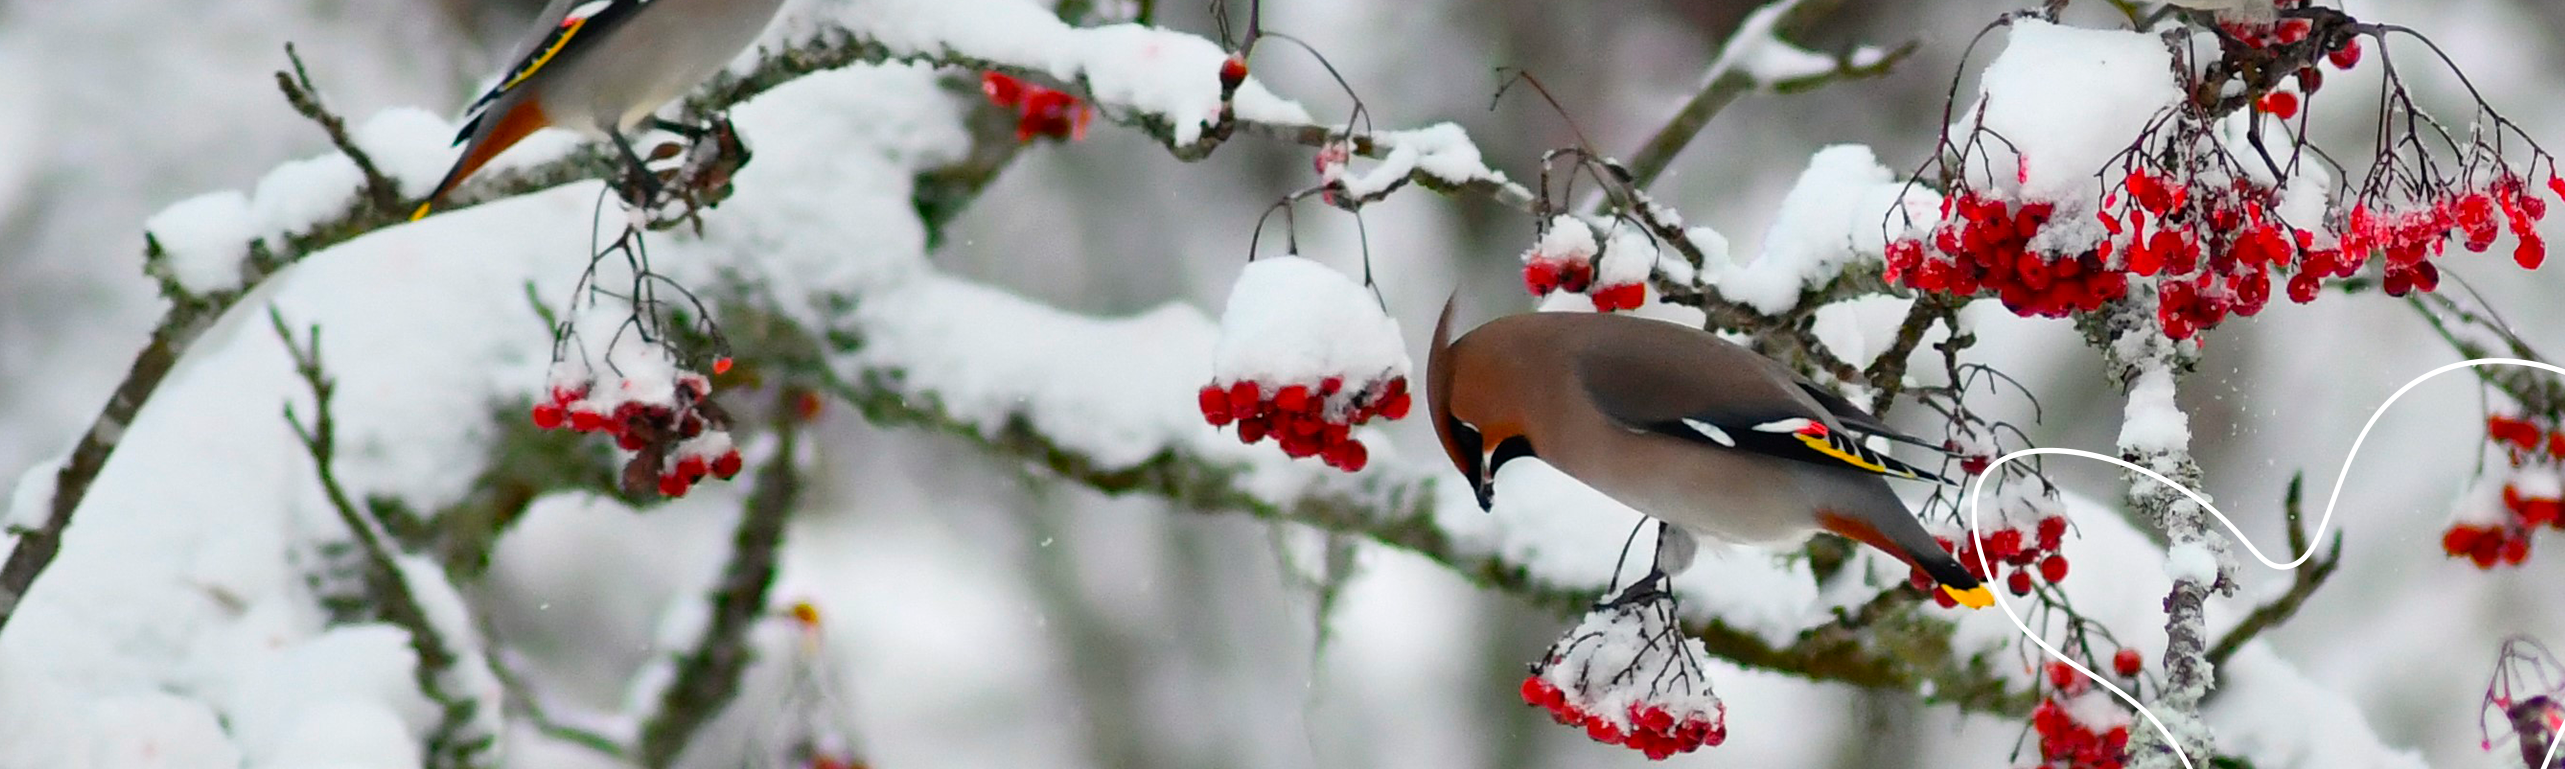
1426,301,1995,609
411,0,792,220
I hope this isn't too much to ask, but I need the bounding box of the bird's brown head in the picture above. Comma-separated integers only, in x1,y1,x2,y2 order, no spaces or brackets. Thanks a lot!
1428,299,1536,512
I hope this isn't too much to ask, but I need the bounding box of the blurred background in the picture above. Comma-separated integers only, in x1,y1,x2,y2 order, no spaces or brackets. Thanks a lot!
2,0,2563,767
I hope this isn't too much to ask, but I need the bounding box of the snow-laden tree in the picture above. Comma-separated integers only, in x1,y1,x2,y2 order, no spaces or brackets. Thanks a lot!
3,0,2565,767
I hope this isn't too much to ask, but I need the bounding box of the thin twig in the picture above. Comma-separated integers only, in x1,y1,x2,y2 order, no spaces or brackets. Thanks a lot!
276,43,405,215
1622,0,1867,191
2205,474,2341,671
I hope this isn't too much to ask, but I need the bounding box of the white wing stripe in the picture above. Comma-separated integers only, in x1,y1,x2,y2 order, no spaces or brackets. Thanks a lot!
1680,419,1737,447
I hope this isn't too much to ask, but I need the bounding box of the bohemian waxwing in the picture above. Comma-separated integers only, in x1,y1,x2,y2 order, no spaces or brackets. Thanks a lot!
411,0,792,220
1426,302,1995,610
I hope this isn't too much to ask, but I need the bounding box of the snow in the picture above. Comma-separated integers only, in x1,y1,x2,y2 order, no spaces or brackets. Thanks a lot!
1337,141,1417,201
145,190,257,295
1703,0,1842,86
2164,542,2218,585
2119,365,2192,453
1967,20,2183,204
1598,225,1658,287
1211,256,1411,390
1373,123,1515,191
1719,144,1937,313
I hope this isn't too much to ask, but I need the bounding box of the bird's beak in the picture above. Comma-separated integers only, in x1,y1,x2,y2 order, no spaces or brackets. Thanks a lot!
1473,451,1498,511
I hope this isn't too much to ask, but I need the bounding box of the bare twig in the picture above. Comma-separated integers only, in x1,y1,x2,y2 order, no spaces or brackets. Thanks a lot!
2205,473,2341,671
1623,0,1882,190
276,43,405,215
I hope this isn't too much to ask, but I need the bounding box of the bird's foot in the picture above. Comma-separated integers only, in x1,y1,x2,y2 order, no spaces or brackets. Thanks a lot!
1597,569,1673,611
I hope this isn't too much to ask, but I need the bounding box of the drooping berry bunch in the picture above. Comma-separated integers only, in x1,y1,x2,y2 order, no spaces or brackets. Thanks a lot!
1196,374,1407,472
980,72,1091,143
2028,662,2134,769
1520,216,1649,312
1521,600,1727,760
531,362,744,499
2443,414,2565,569
1208,255,1413,472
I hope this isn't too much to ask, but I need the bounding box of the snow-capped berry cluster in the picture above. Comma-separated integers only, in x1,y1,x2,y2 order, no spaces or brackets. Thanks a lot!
1886,194,2128,318
1520,217,1650,313
2029,663,2134,769
1917,513,2071,606
1196,375,1407,471
530,362,743,498
1522,602,1727,760
980,72,1091,143
1206,255,1412,472
2444,415,2565,569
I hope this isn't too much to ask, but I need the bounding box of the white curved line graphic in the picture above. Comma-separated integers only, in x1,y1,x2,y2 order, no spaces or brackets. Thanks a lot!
1964,358,2565,768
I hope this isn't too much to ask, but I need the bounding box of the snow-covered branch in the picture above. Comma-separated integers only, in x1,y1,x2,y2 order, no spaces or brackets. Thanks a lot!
1621,0,1909,190
2090,294,2231,768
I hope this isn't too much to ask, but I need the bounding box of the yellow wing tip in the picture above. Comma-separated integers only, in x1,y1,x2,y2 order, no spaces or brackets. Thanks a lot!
1943,584,1994,610
410,202,433,222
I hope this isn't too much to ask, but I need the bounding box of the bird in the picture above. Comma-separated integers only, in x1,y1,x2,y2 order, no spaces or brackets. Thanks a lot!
411,0,792,221
1425,301,1995,610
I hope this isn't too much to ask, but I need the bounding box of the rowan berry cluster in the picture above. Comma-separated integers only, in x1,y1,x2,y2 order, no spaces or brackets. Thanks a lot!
1886,194,2128,319
2029,664,2134,769
1520,218,1649,312
980,72,1091,143
1197,374,1407,472
2444,415,2565,569
530,362,743,498
1917,514,2072,606
1522,602,1726,760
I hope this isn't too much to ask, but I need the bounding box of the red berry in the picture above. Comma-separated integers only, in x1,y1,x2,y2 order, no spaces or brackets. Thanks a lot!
2259,91,2299,120
2518,237,2547,270
531,402,567,430
1519,677,1546,706
1198,385,1232,425
1274,384,1311,414
658,473,690,498
675,454,709,481
569,409,606,433
1236,417,1268,444
980,72,1024,107
2113,648,2143,677
1333,439,1369,472
1228,381,1260,419
1218,54,1248,92
711,449,743,479
1380,391,1412,421
2443,525,2482,556
2501,535,2531,565
2008,570,2034,596
2328,37,2362,69
712,357,733,375
2036,516,2067,550
2039,553,2069,582
615,431,646,451
2048,661,2078,691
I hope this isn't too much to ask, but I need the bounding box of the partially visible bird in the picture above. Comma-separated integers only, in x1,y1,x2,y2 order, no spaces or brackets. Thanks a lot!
1426,302,1994,609
412,0,791,220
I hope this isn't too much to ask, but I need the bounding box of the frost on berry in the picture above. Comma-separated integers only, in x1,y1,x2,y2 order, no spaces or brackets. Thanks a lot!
1522,600,1726,760
1204,255,1412,472
1521,216,1600,298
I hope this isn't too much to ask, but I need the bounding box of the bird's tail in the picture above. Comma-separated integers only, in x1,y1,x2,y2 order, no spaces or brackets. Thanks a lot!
1819,509,1994,610
412,99,554,221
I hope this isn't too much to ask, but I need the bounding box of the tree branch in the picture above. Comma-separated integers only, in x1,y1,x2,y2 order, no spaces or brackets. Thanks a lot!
634,415,802,768
272,310,497,769
2205,473,2340,672
1622,0,1879,191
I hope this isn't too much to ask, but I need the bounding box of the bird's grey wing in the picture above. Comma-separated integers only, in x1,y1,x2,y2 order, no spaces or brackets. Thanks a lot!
1786,379,1952,453
455,0,650,141
1573,335,1952,484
